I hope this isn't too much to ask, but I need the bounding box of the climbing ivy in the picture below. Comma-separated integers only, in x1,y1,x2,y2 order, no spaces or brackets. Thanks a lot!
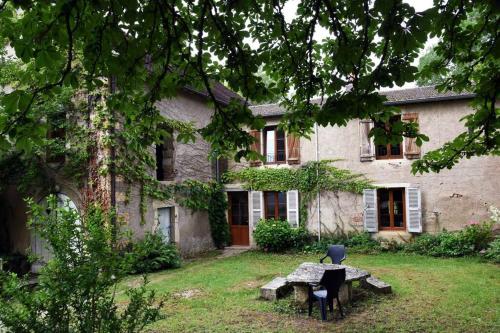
223,160,373,225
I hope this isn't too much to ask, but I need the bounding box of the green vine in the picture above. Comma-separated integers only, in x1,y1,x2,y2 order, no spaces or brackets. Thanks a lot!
223,160,373,225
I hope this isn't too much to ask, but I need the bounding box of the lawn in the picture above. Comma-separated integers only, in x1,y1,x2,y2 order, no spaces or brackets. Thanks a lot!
119,251,500,333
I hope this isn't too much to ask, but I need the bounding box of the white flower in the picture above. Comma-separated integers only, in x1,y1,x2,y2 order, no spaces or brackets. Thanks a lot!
490,206,500,224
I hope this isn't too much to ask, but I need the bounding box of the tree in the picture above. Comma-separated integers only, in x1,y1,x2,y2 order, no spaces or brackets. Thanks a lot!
0,197,162,332
416,47,444,87
0,0,498,180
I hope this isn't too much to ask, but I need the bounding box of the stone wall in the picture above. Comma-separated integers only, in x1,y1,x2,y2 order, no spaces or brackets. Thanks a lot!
227,98,500,241
301,99,500,238
116,91,215,255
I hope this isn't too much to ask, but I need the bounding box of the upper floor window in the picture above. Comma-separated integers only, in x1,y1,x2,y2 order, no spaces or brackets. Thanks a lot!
264,127,286,164
264,191,287,220
156,128,175,181
375,115,403,160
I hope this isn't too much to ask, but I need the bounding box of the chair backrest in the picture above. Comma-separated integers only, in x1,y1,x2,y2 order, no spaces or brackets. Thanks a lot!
326,245,346,264
319,268,346,298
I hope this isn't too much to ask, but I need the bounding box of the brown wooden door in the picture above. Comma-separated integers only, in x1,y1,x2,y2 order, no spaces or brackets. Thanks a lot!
228,192,249,246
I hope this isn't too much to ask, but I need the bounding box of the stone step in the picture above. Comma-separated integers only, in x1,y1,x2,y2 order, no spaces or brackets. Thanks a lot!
361,276,392,294
260,277,292,301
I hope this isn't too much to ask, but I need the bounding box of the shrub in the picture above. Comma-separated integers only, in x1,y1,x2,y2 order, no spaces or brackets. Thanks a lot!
484,237,500,263
254,218,305,252
406,222,494,257
0,196,162,332
128,232,181,274
301,231,383,254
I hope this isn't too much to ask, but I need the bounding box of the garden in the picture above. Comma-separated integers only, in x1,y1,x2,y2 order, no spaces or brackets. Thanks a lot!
1,198,499,332
118,251,499,332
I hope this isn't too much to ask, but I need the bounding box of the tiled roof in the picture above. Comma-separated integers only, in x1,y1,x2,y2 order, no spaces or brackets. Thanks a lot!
251,86,474,117
183,82,246,106
381,86,474,105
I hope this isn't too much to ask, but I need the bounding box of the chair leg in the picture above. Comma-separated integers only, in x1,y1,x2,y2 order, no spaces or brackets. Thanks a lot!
328,297,334,313
336,296,344,318
319,298,327,321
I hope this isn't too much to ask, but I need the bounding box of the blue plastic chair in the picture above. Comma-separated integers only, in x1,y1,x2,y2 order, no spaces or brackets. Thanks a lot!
320,245,346,265
308,268,346,321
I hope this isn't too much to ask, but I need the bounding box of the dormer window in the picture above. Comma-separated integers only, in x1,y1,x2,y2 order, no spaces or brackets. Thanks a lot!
264,126,286,164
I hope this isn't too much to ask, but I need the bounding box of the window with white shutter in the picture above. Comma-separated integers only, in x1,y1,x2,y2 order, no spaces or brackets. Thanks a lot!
406,187,422,233
249,191,263,228
363,189,378,232
287,190,299,228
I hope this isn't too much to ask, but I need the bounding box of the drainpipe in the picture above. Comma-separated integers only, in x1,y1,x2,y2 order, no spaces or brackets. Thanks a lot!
315,122,321,241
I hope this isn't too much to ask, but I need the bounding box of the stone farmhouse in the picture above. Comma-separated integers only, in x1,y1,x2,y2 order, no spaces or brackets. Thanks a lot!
0,83,239,272
225,87,500,246
1,85,499,273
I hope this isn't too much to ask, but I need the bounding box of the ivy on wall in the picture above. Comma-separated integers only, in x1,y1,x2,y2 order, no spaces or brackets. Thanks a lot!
223,160,373,225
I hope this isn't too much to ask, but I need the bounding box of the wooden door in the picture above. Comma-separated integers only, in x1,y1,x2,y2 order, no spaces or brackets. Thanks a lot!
228,192,249,246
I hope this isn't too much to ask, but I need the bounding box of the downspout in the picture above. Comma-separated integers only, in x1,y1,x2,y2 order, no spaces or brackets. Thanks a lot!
315,122,321,241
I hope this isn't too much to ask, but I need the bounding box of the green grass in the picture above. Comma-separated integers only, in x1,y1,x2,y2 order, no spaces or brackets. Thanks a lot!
119,251,500,333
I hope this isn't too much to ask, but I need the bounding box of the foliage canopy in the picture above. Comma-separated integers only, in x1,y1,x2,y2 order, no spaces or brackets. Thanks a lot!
0,0,498,179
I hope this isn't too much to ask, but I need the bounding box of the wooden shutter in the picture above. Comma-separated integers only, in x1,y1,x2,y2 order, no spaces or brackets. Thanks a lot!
249,130,262,166
359,120,375,162
287,134,300,165
402,113,421,159
406,187,422,233
286,190,299,228
363,189,378,232
249,191,263,227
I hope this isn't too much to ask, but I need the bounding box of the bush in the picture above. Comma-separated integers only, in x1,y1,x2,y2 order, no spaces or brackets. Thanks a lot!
253,218,308,252
301,231,383,254
128,232,181,274
0,196,161,332
406,222,494,257
484,237,500,263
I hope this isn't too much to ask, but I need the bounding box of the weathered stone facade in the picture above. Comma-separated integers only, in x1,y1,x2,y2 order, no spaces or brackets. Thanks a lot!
226,88,500,244
1,90,219,264
114,91,217,256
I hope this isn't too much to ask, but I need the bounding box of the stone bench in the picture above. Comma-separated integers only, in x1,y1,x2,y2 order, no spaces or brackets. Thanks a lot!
260,277,292,301
361,276,392,294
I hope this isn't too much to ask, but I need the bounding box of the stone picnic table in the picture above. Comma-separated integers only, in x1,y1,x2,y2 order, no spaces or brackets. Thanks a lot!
286,262,370,306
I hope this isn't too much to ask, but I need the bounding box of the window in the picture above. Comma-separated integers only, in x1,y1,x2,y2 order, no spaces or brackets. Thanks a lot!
229,192,249,226
156,128,175,181
264,127,286,163
375,115,403,159
378,188,405,230
157,207,173,243
264,191,287,220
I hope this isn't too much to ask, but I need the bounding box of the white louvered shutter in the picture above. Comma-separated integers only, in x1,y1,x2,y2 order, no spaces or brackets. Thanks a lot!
249,191,263,228
287,190,299,228
363,189,378,232
406,187,422,233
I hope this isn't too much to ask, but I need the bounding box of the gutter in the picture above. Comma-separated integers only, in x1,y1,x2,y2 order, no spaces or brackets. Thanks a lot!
314,123,321,241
